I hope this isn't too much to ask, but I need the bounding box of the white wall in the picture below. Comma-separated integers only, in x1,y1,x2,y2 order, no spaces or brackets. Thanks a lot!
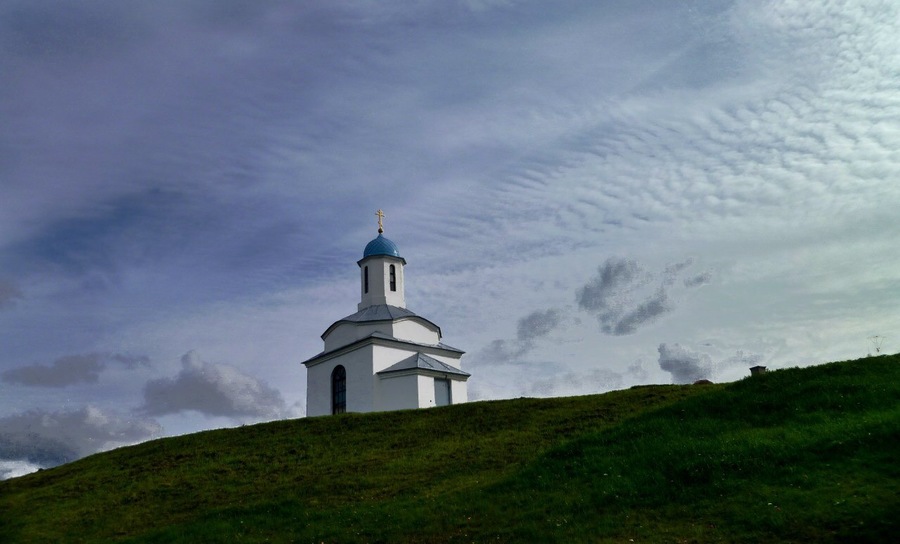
308,340,469,416
324,319,441,352
392,319,440,345
358,257,405,310
417,374,435,408
306,346,375,417
377,374,420,411
450,378,468,404
416,375,468,408
372,344,417,374
324,322,384,352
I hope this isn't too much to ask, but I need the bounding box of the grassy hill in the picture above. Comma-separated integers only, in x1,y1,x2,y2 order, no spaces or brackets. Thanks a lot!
1,355,898,543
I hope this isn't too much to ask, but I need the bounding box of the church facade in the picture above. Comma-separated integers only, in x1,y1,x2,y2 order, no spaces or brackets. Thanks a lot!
302,213,469,416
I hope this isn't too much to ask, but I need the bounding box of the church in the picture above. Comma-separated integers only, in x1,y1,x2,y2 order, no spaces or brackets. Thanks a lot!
302,211,470,416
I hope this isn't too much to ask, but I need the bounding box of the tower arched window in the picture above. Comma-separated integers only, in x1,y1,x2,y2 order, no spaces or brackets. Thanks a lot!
389,264,396,292
332,365,346,414
364,266,369,294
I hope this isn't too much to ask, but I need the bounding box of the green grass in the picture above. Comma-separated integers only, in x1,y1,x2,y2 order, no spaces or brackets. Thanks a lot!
2,355,898,543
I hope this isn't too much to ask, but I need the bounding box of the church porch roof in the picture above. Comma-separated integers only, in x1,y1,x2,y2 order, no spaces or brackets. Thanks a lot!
377,353,470,378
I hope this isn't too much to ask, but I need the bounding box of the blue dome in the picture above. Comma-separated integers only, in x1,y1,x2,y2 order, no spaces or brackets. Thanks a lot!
363,234,401,258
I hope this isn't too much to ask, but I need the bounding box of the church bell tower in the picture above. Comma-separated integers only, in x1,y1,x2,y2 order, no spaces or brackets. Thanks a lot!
358,209,407,311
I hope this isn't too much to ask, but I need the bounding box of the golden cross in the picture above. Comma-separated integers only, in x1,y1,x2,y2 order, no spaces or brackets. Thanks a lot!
375,209,385,233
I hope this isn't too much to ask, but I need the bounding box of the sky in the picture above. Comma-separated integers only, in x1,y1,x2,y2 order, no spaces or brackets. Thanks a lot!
1,0,898,479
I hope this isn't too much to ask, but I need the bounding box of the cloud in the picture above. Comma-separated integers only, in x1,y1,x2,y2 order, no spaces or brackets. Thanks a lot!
576,258,701,335
0,279,23,309
140,351,287,419
527,367,624,398
626,361,649,382
467,358,593,401
721,349,763,368
2,352,149,387
576,258,642,313
475,339,522,366
517,308,561,341
663,259,694,286
611,288,670,336
472,308,565,367
657,343,713,384
684,271,712,288
0,459,44,480
0,406,162,475
474,256,701,371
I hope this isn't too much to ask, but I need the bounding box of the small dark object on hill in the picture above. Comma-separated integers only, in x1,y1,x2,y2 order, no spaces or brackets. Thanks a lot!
693,379,713,385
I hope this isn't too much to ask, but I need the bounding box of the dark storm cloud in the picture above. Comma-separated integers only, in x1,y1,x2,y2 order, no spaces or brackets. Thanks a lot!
0,279,23,309
108,353,151,367
474,308,564,366
0,406,161,469
576,258,684,335
684,271,712,288
657,343,713,384
663,259,694,285
517,308,562,342
575,258,642,313
478,255,700,368
476,339,521,366
140,351,286,419
1,353,149,388
611,288,670,335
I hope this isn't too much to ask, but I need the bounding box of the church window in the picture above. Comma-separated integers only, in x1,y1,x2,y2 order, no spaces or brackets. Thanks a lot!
389,265,396,291
332,365,346,414
364,266,369,294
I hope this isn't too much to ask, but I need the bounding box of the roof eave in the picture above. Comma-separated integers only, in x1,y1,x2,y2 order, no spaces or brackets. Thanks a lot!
302,333,464,368
377,368,470,380
356,254,407,267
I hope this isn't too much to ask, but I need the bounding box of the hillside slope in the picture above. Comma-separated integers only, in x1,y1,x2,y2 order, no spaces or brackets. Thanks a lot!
1,355,898,543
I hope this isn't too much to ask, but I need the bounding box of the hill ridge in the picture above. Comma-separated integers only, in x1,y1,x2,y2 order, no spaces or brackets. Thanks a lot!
2,355,898,543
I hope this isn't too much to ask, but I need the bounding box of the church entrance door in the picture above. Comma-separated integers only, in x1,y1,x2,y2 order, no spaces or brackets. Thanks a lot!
434,378,451,407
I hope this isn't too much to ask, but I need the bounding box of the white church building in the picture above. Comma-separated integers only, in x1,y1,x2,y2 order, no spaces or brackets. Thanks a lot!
302,212,469,416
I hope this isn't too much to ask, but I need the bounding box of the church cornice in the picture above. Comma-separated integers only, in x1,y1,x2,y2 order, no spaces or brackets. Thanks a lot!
302,331,464,368
320,304,442,341
377,367,469,381
357,253,407,267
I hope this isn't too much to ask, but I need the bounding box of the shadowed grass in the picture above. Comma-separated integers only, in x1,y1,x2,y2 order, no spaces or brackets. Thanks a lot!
1,354,897,543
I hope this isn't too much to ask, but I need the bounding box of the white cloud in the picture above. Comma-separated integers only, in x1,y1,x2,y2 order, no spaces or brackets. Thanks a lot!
0,459,44,480
657,343,714,384
140,351,288,420
0,406,161,477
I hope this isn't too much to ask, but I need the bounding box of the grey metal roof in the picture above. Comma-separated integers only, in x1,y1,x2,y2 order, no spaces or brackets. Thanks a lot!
366,332,464,354
321,304,442,340
377,352,471,377
338,304,418,323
